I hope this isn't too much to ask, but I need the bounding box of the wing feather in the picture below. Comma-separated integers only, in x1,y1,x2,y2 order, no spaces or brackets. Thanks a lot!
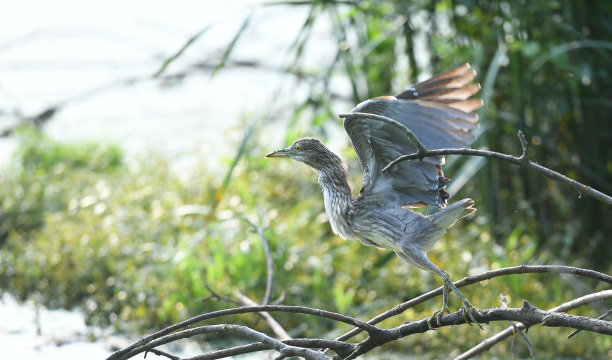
344,63,482,208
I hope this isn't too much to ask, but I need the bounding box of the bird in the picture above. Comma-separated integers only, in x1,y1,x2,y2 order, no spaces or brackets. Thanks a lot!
266,63,484,329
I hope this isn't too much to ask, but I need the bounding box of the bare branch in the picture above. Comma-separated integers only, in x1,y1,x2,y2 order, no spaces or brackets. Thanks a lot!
116,322,351,360
106,304,379,360
339,296,612,360
356,121,612,205
500,294,538,360
119,324,333,360
107,266,612,360
456,290,612,359
335,265,612,342
108,285,612,360
208,217,290,339
237,217,274,305
459,299,612,332
187,343,268,360
567,308,612,339
184,338,354,360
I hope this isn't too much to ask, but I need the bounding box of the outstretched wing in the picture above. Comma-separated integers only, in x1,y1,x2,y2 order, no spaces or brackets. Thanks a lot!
344,63,482,208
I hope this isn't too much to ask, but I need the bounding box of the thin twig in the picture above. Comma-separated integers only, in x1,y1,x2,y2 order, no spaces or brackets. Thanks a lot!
456,290,612,359
517,130,529,161
145,348,180,360
272,292,287,305
204,217,293,341
257,226,274,305
235,216,274,305
241,218,290,338
335,265,612,342
202,284,242,305
203,283,291,340
377,130,612,205
500,294,538,360
211,216,290,339
234,291,291,340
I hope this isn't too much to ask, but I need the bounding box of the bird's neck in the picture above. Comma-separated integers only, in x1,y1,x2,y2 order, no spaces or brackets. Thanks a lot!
315,158,354,238
317,166,353,198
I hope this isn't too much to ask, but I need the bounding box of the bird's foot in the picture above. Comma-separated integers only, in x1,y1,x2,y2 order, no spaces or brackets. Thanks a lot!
440,271,484,330
460,303,484,330
427,305,450,330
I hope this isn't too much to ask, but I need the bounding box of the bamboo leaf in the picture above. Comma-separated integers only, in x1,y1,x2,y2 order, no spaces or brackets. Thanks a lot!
212,15,253,78
153,25,212,78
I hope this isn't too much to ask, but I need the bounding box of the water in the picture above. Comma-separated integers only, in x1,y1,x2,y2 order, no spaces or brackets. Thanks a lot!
0,0,339,171
0,293,113,359
0,292,272,359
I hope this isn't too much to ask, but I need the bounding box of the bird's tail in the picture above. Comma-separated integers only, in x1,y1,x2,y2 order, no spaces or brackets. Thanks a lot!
430,198,476,229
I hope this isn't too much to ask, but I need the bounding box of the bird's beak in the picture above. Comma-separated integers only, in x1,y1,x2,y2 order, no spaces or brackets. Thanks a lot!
265,148,291,158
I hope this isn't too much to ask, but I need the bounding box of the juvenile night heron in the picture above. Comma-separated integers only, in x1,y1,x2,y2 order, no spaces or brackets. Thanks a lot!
266,63,483,328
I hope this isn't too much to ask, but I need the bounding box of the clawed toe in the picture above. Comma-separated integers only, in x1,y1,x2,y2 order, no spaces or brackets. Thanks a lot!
427,304,483,330
461,304,484,330
427,307,450,330
428,271,484,330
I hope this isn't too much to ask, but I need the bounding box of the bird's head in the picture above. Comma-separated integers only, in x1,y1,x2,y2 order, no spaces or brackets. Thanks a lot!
265,138,339,173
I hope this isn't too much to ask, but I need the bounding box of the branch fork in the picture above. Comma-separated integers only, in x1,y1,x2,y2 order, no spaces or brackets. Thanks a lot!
517,130,530,163
108,266,612,360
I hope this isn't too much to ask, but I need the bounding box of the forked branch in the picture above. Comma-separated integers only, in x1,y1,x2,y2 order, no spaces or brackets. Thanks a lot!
107,266,612,360
456,290,612,359
334,264,612,342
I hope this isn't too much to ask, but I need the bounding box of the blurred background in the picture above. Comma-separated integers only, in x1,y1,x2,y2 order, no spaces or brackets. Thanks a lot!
0,0,611,359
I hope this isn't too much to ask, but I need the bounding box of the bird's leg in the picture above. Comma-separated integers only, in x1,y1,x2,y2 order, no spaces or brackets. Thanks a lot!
395,248,483,330
439,271,483,330
427,278,449,330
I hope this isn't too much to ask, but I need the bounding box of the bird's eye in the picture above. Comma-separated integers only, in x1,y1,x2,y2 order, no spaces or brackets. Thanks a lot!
296,146,302,152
